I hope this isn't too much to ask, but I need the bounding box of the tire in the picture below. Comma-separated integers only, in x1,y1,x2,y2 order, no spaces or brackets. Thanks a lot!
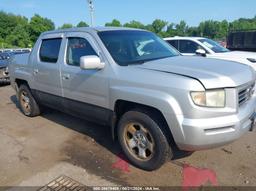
0,78,10,86
18,84,41,117
117,109,172,171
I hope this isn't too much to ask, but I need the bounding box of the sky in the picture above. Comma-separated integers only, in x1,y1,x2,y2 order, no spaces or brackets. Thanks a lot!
1,0,256,27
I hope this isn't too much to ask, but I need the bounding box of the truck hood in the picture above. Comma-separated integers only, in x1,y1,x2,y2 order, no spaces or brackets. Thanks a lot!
218,51,256,59
210,51,256,69
136,56,255,89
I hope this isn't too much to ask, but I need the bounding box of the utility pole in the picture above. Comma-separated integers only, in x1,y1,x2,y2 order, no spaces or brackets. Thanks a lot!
87,0,94,27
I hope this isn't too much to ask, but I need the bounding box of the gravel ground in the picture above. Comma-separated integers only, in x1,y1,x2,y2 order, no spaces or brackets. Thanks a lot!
0,85,255,190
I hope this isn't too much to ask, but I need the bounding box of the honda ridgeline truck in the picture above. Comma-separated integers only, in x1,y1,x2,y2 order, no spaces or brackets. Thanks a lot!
9,27,256,170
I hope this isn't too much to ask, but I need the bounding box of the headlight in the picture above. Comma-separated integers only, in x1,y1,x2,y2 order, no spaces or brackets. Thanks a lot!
247,58,256,63
191,89,225,108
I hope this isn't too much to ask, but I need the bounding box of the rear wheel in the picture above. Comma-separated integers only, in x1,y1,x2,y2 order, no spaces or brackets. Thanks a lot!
0,78,10,85
18,84,40,117
117,109,171,171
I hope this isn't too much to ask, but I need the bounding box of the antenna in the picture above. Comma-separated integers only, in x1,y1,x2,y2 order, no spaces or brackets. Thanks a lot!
87,0,94,27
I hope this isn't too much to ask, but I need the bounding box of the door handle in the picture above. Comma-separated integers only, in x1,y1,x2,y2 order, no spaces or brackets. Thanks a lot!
33,69,39,75
62,74,70,80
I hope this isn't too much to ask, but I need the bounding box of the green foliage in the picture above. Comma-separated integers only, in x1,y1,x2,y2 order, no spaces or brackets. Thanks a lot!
59,23,73,29
150,19,168,34
123,20,145,29
77,21,89,27
187,27,200,36
0,11,29,45
28,14,55,43
175,20,188,36
1,11,256,48
105,19,122,27
6,25,31,48
0,12,54,48
166,23,176,36
229,17,256,31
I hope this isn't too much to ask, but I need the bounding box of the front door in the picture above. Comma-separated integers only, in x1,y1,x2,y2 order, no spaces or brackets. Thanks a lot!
60,32,110,124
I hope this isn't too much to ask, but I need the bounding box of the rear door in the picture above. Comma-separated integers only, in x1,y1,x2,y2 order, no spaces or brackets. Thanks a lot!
60,32,110,124
166,40,179,50
32,33,64,107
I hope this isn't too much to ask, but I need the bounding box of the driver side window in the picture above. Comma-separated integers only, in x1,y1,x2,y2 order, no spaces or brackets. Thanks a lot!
179,40,204,54
66,37,97,67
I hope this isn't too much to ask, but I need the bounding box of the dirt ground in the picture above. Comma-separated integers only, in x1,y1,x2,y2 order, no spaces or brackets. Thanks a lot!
0,84,256,190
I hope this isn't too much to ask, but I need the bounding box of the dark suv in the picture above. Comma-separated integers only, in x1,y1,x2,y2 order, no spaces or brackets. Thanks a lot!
0,52,12,84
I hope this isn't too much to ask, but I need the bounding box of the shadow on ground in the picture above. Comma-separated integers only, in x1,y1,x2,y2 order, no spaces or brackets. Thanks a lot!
0,81,10,87
10,94,192,185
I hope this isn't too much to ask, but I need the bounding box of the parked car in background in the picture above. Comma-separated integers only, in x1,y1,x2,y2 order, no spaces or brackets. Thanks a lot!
227,30,256,52
0,48,31,54
164,37,256,70
0,52,12,84
13,49,31,55
9,27,256,171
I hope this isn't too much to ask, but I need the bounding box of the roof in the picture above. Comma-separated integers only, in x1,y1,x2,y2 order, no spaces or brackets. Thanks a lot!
42,26,145,36
164,36,205,40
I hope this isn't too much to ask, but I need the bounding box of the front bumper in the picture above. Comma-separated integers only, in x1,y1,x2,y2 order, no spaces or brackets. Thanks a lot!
176,95,256,151
0,67,9,79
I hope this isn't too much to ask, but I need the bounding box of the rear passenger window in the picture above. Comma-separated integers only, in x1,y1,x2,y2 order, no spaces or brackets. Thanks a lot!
39,38,62,63
66,37,97,66
167,40,178,50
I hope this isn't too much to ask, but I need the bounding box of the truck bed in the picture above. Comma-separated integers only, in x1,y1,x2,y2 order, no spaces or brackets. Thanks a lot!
13,53,30,66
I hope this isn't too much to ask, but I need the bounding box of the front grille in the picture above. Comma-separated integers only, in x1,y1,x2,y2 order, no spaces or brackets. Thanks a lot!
238,83,255,106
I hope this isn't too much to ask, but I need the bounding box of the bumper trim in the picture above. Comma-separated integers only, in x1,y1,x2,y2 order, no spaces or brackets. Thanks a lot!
175,95,256,151
204,126,235,135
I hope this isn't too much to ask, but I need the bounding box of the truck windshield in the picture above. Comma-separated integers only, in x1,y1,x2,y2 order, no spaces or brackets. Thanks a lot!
98,30,179,66
199,38,230,53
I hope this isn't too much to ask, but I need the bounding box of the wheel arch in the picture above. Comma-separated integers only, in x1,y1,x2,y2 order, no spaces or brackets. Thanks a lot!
15,78,29,88
112,99,178,149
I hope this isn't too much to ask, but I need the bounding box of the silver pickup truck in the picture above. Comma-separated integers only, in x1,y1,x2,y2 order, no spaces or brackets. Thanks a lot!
9,27,256,171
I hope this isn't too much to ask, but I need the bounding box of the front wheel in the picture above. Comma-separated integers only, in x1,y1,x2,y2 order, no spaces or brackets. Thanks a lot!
117,109,172,171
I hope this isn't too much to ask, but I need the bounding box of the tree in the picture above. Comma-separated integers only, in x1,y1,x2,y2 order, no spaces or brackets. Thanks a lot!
77,21,89,27
175,20,188,36
150,19,168,34
105,19,122,27
1,10,256,48
6,25,31,48
166,23,176,37
187,27,199,36
198,20,220,39
217,20,229,39
29,14,55,43
123,20,145,29
59,23,73,29
0,11,29,40
229,17,256,31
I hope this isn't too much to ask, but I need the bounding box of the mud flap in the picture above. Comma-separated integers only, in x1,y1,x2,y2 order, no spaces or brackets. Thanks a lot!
249,112,256,131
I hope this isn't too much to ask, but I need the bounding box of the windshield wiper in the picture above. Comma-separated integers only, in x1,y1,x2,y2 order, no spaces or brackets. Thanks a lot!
126,60,148,65
126,56,173,66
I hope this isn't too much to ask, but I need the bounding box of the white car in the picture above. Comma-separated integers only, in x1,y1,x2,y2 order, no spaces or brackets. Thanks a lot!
164,37,256,70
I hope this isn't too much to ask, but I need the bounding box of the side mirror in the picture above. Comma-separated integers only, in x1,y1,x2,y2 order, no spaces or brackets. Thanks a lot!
195,49,206,57
80,55,105,70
